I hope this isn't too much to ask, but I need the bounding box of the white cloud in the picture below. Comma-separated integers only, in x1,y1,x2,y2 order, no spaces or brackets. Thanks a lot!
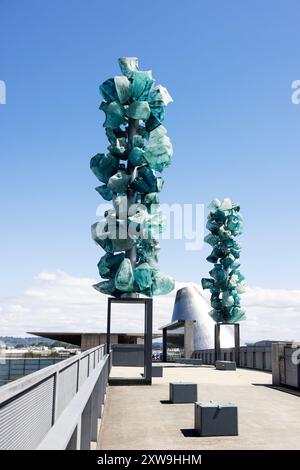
0,271,299,343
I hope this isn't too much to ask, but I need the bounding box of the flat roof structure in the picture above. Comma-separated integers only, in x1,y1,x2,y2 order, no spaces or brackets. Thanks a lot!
28,331,161,348
98,365,300,450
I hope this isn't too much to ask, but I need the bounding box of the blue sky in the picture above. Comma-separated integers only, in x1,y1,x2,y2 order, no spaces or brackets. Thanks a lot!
0,0,300,300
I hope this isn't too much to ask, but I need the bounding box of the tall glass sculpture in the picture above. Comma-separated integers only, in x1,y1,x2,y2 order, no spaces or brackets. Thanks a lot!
201,198,246,323
91,57,175,298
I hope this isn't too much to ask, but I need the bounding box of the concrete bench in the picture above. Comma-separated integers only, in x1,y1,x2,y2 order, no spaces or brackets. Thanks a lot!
152,365,163,377
169,382,197,403
195,401,238,436
215,360,236,370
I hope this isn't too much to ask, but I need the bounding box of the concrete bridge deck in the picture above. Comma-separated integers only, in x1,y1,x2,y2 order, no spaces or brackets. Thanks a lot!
98,365,300,450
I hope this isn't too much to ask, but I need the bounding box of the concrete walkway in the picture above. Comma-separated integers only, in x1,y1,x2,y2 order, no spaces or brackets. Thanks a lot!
98,366,300,450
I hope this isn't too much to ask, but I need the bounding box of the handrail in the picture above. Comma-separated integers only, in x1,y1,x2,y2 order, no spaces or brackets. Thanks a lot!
0,344,110,450
0,345,104,404
37,355,109,450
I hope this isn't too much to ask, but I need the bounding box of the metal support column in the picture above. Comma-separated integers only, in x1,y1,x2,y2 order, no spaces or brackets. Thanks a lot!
214,322,240,366
162,328,167,362
107,297,153,385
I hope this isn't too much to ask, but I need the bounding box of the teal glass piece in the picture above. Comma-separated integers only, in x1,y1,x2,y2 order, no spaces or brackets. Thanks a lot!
143,192,160,206
229,259,240,272
90,153,119,184
156,176,164,192
210,293,222,310
204,233,219,246
115,258,134,292
99,78,118,102
145,211,166,238
208,198,221,213
202,198,246,323
229,307,246,323
151,270,175,295
137,238,160,267
131,70,154,101
128,204,149,224
111,236,134,253
208,309,223,323
107,170,129,193
131,166,164,193
206,218,222,234
221,254,235,269
147,125,167,143
201,278,215,290
100,101,126,129
128,147,145,166
114,76,131,104
91,222,113,253
112,194,127,217
151,106,165,121
133,262,152,291
220,198,233,211
126,101,151,120
145,112,162,132
227,214,243,235
95,184,113,201
221,292,235,307
144,132,173,172
93,280,115,295
236,271,245,282
112,194,127,219
105,127,127,145
149,85,173,106
132,134,145,149
236,284,246,294
98,252,125,279
105,128,117,145
209,264,227,284
118,57,139,78
206,253,218,264
108,137,128,159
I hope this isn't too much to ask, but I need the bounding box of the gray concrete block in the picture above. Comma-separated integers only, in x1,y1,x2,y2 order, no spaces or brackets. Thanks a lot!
194,401,238,436
215,360,236,370
169,382,197,403
112,344,144,367
152,365,163,377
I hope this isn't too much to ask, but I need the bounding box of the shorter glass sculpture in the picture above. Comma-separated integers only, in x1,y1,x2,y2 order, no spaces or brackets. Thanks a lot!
201,198,246,323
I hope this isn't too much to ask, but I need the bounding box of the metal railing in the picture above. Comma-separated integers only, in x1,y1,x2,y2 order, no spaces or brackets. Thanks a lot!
0,344,110,450
0,357,64,384
193,345,272,371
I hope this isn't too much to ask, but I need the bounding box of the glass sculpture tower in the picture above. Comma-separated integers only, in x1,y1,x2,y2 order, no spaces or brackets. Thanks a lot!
91,57,175,298
201,198,246,323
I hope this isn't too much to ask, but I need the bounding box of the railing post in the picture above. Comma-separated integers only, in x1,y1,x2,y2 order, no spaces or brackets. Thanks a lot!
66,426,79,450
91,376,101,442
162,328,167,362
76,358,80,392
87,354,90,377
80,396,92,450
52,371,60,425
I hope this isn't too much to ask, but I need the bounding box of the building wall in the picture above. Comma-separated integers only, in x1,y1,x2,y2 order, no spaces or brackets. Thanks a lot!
272,343,300,389
80,334,141,351
81,334,103,351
